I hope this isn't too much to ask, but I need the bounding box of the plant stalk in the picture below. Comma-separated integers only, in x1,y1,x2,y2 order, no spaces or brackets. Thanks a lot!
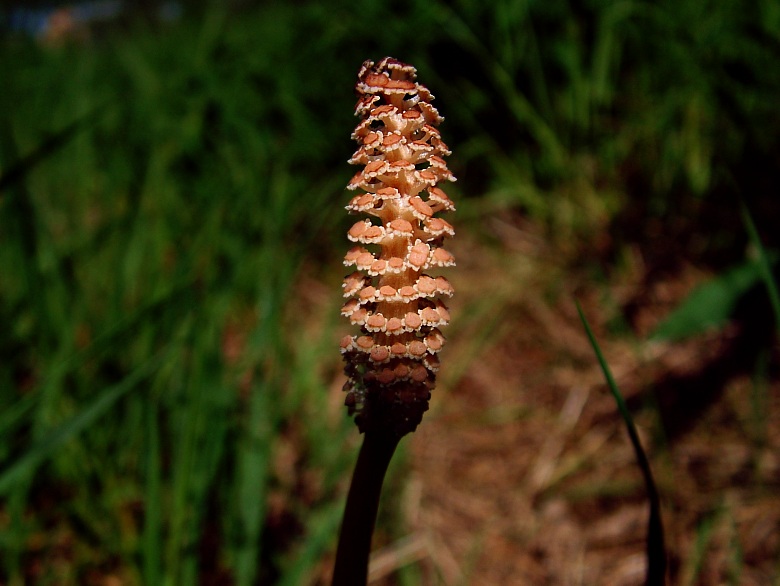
331,430,401,586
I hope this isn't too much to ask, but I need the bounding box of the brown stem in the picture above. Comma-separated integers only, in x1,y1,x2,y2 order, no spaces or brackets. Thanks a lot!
331,430,401,586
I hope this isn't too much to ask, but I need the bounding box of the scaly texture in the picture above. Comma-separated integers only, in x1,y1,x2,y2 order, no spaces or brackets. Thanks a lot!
340,57,456,438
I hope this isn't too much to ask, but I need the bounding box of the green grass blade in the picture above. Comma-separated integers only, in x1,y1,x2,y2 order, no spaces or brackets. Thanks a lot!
650,259,767,341
275,500,344,586
233,380,273,586
0,350,167,495
143,397,163,586
740,200,780,331
0,392,39,440
0,104,107,196
575,300,667,585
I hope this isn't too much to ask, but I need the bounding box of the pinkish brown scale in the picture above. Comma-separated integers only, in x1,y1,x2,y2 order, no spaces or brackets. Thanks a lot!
344,247,363,263
356,335,374,350
359,286,377,302
383,134,402,147
391,342,407,355
388,257,405,270
425,331,444,351
408,340,427,357
356,252,375,268
366,315,387,331
432,248,454,265
408,242,429,267
350,308,368,323
363,226,384,240
435,277,453,295
404,312,422,329
410,197,433,217
420,307,440,324
394,363,410,378
416,276,437,294
418,170,436,182
371,104,395,116
363,73,389,87
370,259,387,274
410,365,428,382
370,346,390,362
377,369,395,384
364,160,386,176
348,221,369,239
389,219,413,233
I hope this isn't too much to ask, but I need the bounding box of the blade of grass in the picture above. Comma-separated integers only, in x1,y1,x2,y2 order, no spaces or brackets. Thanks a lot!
232,248,289,586
143,396,163,586
740,200,780,331
276,499,344,586
575,300,666,586
0,103,108,196
431,0,566,170
650,258,768,341
233,377,273,586
0,348,168,495
173,321,235,586
0,280,194,444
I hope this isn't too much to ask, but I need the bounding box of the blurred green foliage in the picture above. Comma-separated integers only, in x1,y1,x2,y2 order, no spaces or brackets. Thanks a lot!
651,257,773,341
1,0,779,584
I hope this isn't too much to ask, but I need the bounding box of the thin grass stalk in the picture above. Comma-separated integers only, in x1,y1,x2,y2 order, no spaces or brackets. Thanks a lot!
576,301,667,585
143,398,162,585
739,200,780,331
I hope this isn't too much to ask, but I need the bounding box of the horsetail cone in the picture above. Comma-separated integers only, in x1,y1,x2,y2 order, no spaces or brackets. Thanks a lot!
339,57,456,438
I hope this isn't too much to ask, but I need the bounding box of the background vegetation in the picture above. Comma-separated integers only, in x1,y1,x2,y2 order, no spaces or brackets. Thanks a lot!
1,0,778,584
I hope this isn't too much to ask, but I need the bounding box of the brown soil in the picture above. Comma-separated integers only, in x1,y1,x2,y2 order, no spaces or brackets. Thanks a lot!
358,220,780,585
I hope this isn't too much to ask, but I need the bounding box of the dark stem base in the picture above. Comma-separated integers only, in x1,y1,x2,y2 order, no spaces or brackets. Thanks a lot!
331,430,401,586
